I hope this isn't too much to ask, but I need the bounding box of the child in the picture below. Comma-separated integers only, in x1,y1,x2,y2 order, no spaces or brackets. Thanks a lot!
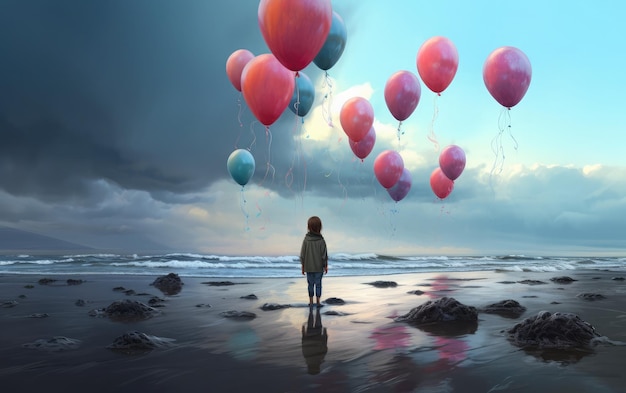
300,216,328,307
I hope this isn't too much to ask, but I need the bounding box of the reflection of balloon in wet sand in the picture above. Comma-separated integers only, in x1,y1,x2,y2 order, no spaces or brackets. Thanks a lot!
370,325,411,351
302,307,328,375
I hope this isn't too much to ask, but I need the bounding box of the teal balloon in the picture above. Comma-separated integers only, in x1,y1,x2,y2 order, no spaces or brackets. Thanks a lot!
313,11,347,71
289,72,315,117
227,149,255,186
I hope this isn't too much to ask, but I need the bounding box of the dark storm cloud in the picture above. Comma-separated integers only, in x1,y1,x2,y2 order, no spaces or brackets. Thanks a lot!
0,0,321,202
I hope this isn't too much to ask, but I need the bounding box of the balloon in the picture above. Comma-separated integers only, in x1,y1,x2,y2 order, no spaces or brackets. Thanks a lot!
340,97,374,142
241,54,294,126
226,49,254,92
384,70,421,121
416,36,459,94
258,0,332,72
349,126,376,161
313,11,347,71
483,46,532,108
387,168,412,202
439,145,466,181
430,167,454,199
374,150,404,189
227,149,255,186
288,72,315,117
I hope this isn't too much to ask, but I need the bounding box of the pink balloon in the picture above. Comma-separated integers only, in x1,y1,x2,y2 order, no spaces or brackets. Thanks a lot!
483,46,532,108
430,167,454,199
226,49,254,92
439,145,466,181
258,0,332,72
340,97,374,142
416,36,459,94
387,167,412,202
241,54,295,126
374,150,404,189
384,70,421,121
349,126,376,161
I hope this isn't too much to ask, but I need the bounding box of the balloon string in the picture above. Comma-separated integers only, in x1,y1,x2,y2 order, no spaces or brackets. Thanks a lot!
247,121,257,152
490,107,514,178
259,126,275,186
239,186,250,231
427,95,440,151
396,121,404,148
321,72,334,127
237,94,244,128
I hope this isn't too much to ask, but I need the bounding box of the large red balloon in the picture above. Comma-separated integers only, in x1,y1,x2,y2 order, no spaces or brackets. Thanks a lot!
226,49,254,92
349,126,376,161
258,0,332,72
416,36,459,94
384,71,421,121
439,145,466,181
374,150,404,189
241,54,294,126
430,167,454,199
340,97,374,142
387,167,412,202
483,46,532,108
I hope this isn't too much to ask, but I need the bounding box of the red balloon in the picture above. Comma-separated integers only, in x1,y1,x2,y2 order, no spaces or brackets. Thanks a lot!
226,49,254,92
387,167,412,202
374,150,404,189
416,36,459,94
241,54,295,126
439,145,466,181
340,97,374,142
384,71,421,121
258,0,332,72
349,126,376,161
430,167,454,199
483,46,532,108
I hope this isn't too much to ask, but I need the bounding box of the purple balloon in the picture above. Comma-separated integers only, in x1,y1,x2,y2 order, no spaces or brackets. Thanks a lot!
387,168,412,202
349,126,376,161
439,145,466,181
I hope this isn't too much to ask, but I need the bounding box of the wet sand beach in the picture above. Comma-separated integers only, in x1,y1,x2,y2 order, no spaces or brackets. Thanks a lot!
1,269,625,392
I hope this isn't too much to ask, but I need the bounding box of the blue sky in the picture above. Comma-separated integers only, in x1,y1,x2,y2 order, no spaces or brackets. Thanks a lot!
0,1,625,256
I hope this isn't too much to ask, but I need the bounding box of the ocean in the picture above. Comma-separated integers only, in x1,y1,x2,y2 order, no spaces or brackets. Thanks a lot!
0,253,624,278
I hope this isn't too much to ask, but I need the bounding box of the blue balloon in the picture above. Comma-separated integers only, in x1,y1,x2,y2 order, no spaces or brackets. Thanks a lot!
288,72,315,117
227,149,255,186
313,11,347,71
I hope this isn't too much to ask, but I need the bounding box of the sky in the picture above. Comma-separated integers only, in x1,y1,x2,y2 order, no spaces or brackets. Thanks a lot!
0,0,625,256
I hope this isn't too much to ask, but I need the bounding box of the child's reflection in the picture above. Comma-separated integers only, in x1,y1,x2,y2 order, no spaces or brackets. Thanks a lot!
301,307,328,375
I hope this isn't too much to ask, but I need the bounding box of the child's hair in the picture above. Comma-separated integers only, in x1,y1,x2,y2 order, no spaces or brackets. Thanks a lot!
307,216,322,233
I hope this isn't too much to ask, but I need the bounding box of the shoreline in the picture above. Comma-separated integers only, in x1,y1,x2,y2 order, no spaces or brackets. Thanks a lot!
1,269,625,392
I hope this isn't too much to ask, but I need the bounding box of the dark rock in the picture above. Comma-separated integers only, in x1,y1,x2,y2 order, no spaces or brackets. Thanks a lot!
241,294,258,300
220,310,257,320
148,296,166,307
323,310,350,316
67,279,84,285
497,281,517,284
1,300,18,308
22,336,81,352
203,281,235,286
366,281,397,288
151,273,183,295
107,331,175,354
550,276,577,284
518,280,547,285
260,303,291,310
123,289,136,296
612,276,625,281
113,286,127,292
407,290,425,295
27,313,49,318
89,299,161,321
195,303,212,308
38,278,57,285
18,294,27,299
481,299,526,318
324,297,345,305
577,293,606,301
75,299,86,307
396,297,478,324
24,284,34,289
506,311,601,349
